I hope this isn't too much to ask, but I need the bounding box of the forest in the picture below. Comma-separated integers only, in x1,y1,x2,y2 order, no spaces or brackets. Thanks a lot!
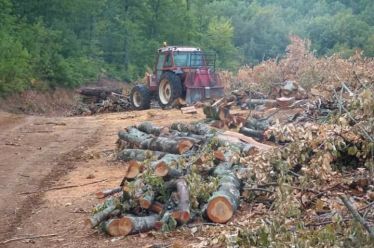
0,0,373,94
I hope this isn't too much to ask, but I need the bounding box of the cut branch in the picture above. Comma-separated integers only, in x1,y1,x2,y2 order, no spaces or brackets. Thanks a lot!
102,215,159,236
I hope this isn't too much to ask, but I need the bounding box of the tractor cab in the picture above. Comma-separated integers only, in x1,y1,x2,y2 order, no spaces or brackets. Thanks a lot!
130,46,224,110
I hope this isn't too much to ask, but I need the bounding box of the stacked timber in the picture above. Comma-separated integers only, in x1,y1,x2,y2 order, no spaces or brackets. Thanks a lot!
88,121,272,236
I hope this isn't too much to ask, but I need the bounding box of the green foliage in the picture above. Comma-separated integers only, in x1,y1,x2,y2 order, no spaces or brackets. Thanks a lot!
0,0,373,94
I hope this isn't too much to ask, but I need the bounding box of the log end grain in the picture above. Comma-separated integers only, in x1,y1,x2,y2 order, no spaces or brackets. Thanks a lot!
177,140,194,154
206,196,234,224
139,198,152,209
126,160,141,179
171,210,190,224
105,218,133,237
154,162,169,177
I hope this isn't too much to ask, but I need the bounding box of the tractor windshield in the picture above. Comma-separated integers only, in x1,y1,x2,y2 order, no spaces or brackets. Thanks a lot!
173,52,205,67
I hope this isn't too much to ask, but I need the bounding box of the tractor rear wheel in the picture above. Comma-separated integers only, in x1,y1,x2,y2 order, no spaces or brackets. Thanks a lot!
130,84,151,110
157,72,182,108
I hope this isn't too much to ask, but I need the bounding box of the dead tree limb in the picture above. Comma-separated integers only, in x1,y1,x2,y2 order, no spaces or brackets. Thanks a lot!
1,233,58,245
339,195,374,238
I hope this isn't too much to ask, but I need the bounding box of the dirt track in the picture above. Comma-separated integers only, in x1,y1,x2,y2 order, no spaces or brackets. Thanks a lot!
0,110,205,247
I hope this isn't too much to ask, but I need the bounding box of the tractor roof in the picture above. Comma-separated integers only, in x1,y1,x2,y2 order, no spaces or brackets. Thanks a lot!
158,46,201,53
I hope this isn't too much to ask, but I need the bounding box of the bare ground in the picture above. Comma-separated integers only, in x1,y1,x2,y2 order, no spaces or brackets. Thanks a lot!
0,109,209,248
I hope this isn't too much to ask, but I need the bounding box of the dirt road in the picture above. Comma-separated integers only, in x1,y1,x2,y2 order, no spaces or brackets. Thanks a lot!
0,109,205,247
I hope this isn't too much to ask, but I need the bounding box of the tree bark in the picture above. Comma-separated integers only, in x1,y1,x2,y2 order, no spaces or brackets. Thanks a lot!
88,204,117,228
118,127,153,147
206,164,241,224
239,127,264,139
137,122,169,136
216,134,255,155
117,149,164,162
102,215,159,236
140,137,193,154
170,122,212,136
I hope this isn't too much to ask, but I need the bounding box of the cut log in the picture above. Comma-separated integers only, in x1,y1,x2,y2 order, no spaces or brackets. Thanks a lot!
166,179,190,224
96,187,122,199
152,154,181,177
117,149,164,162
203,104,230,121
245,99,277,108
239,127,264,140
206,164,240,224
181,106,197,114
216,134,255,155
140,137,193,154
118,127,153,147
88,204,117,228
102,215,159,236
124,160,142,179
244,118,270,131
137,122,169,136
138,190,155,209
170,122,212,136
276,97,295,108
149,201,164,215
224,131,273,150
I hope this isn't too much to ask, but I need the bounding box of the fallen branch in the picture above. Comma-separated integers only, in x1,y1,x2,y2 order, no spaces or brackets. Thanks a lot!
1,233,58,244
339,194,374,238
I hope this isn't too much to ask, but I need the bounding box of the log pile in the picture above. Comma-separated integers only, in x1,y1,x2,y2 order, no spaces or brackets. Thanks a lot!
88,121,272,236
73,86,133,115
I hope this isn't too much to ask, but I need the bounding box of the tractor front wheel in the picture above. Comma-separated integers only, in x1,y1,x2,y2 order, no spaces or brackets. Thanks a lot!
157,72,182,108
130,84,151,110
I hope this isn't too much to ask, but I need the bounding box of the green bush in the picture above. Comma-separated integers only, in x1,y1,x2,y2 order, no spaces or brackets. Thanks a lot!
0,30,31,94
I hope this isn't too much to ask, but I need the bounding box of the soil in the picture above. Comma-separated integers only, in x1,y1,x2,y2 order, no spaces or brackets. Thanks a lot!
0,109,208,248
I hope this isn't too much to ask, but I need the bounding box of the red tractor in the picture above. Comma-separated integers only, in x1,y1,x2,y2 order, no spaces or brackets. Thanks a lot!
130,46,224,109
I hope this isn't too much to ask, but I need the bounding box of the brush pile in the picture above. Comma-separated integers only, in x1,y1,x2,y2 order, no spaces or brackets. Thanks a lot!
87,121,272,236
73,86,133,115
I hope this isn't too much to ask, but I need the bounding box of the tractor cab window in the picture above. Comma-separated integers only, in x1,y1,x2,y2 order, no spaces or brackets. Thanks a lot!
164,53,172,67
173,52,205,67
156,54,165,80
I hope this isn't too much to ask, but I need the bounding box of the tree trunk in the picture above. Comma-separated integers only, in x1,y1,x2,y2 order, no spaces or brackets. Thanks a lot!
96,187,122,199
170,122,212,136
216,134,255,155
137,122,169,136
206,164,240,224
140,137,193,154
118,127,153,147
102,215,159,236
117,149,164,162
169,179,190,224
